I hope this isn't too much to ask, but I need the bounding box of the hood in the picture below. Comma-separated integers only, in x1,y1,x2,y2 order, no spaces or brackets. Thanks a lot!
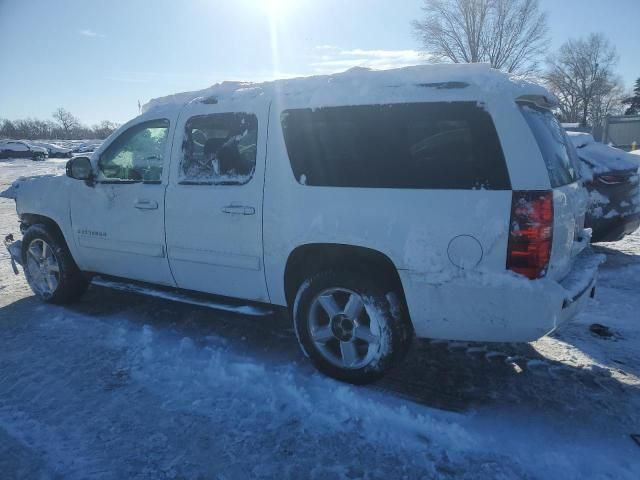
0,174,60,200
0,177,25,199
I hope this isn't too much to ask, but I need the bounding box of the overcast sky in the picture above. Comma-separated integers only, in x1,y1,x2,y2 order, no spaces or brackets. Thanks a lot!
1,0,638,125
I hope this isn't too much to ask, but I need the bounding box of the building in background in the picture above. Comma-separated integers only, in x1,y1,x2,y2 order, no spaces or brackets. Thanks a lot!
602,115,640,151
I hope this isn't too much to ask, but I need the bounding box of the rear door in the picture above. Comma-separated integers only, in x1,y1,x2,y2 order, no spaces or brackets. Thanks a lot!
519,103,589,280
164,100,270,302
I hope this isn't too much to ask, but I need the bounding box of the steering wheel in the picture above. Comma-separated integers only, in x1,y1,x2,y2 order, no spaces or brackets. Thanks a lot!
191,129,207,148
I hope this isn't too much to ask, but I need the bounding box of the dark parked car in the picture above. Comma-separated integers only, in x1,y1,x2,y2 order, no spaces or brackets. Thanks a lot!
568,132,640,242
0,140,48,161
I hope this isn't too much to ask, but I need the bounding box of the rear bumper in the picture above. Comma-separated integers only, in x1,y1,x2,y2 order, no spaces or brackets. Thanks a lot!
400,250,604,343
589,212,640,243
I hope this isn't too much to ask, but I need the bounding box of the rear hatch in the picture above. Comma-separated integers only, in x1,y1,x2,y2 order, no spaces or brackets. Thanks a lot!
518,103,589,281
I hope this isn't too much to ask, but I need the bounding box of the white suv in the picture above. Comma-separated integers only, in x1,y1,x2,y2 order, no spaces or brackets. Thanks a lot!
3,65,602,383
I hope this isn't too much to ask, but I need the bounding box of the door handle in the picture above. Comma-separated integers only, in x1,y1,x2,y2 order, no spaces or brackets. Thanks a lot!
134,199,158,210
222,205,255,215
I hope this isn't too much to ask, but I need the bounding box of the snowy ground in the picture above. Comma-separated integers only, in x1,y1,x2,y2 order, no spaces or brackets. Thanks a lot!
0,157,639,479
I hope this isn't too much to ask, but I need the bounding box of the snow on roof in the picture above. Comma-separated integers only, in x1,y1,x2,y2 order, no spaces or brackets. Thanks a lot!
143,64,555,114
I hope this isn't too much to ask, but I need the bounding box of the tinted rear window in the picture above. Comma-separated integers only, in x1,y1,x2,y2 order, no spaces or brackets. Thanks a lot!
519,104,580,187
281,102,511,190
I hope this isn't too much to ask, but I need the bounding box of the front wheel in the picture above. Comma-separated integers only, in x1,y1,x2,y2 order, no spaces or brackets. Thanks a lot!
22,225,89,304
293,270,413,384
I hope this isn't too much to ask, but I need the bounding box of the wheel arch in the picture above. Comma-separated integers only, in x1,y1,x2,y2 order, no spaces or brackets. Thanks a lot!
20,214,90,304
19,213,74,256
283,243,408,311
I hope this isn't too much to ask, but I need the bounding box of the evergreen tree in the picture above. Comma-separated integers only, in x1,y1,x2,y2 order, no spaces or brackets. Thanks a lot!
623,78,640,115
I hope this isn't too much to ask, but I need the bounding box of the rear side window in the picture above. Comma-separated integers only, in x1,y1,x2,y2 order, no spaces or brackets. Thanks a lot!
6,142,28,152
519,104,580,187
281,102,510,190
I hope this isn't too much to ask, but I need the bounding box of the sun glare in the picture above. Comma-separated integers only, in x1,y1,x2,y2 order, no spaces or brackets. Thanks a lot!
263,0,291,17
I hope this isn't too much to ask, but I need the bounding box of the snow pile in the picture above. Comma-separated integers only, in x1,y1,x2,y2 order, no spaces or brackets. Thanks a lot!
143,64,555,114
589,189,610,206
568,132,640,174
113,322,475,457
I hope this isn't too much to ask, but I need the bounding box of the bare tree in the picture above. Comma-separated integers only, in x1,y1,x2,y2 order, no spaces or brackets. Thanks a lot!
412,0,548,75
52,108,80,138
590,78,627,128
92,120,119,139
545,67,583,123
0,119,17,139
545,33,619,127
1,114,118,140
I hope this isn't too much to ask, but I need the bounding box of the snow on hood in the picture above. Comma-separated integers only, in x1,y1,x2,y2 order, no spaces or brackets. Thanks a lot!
0,181,20,199
143,64,556,114
0,176,28,200
0,174,59,200
568,132,640,174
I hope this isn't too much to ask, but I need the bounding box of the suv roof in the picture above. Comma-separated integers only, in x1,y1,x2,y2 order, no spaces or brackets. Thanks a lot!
143,64,556,116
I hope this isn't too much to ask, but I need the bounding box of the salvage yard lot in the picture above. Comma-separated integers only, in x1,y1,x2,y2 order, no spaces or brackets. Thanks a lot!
0,157,639,479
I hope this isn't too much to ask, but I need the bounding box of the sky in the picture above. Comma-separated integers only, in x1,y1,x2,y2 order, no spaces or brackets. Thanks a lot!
0,0,639,125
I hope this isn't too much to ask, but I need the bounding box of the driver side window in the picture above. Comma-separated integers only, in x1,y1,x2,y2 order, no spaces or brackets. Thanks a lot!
98,119,169,183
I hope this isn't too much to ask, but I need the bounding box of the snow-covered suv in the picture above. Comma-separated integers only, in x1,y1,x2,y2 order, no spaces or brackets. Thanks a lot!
3,65,602,383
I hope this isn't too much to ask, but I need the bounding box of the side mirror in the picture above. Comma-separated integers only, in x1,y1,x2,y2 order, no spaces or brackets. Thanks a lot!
66,156,95,185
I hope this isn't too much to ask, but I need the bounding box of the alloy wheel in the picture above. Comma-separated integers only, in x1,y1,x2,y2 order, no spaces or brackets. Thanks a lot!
308,287,382,369
25,239,60,298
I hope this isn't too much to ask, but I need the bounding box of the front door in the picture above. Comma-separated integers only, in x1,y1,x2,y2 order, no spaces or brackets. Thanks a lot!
164,101,270,302
70,118,176,286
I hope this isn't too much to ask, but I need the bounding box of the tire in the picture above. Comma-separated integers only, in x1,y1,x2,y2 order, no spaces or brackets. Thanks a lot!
21,224,89,304
293,270,413,384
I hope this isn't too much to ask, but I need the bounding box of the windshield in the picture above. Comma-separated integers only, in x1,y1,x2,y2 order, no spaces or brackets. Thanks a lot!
519,103,581,187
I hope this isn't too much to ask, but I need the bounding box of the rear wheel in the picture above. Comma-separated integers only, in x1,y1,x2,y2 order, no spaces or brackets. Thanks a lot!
293,270,413,384
22,224,89,304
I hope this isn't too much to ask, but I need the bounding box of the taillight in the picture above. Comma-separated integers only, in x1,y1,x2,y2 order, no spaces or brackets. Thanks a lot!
506,191,553,279
596,173,630,185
